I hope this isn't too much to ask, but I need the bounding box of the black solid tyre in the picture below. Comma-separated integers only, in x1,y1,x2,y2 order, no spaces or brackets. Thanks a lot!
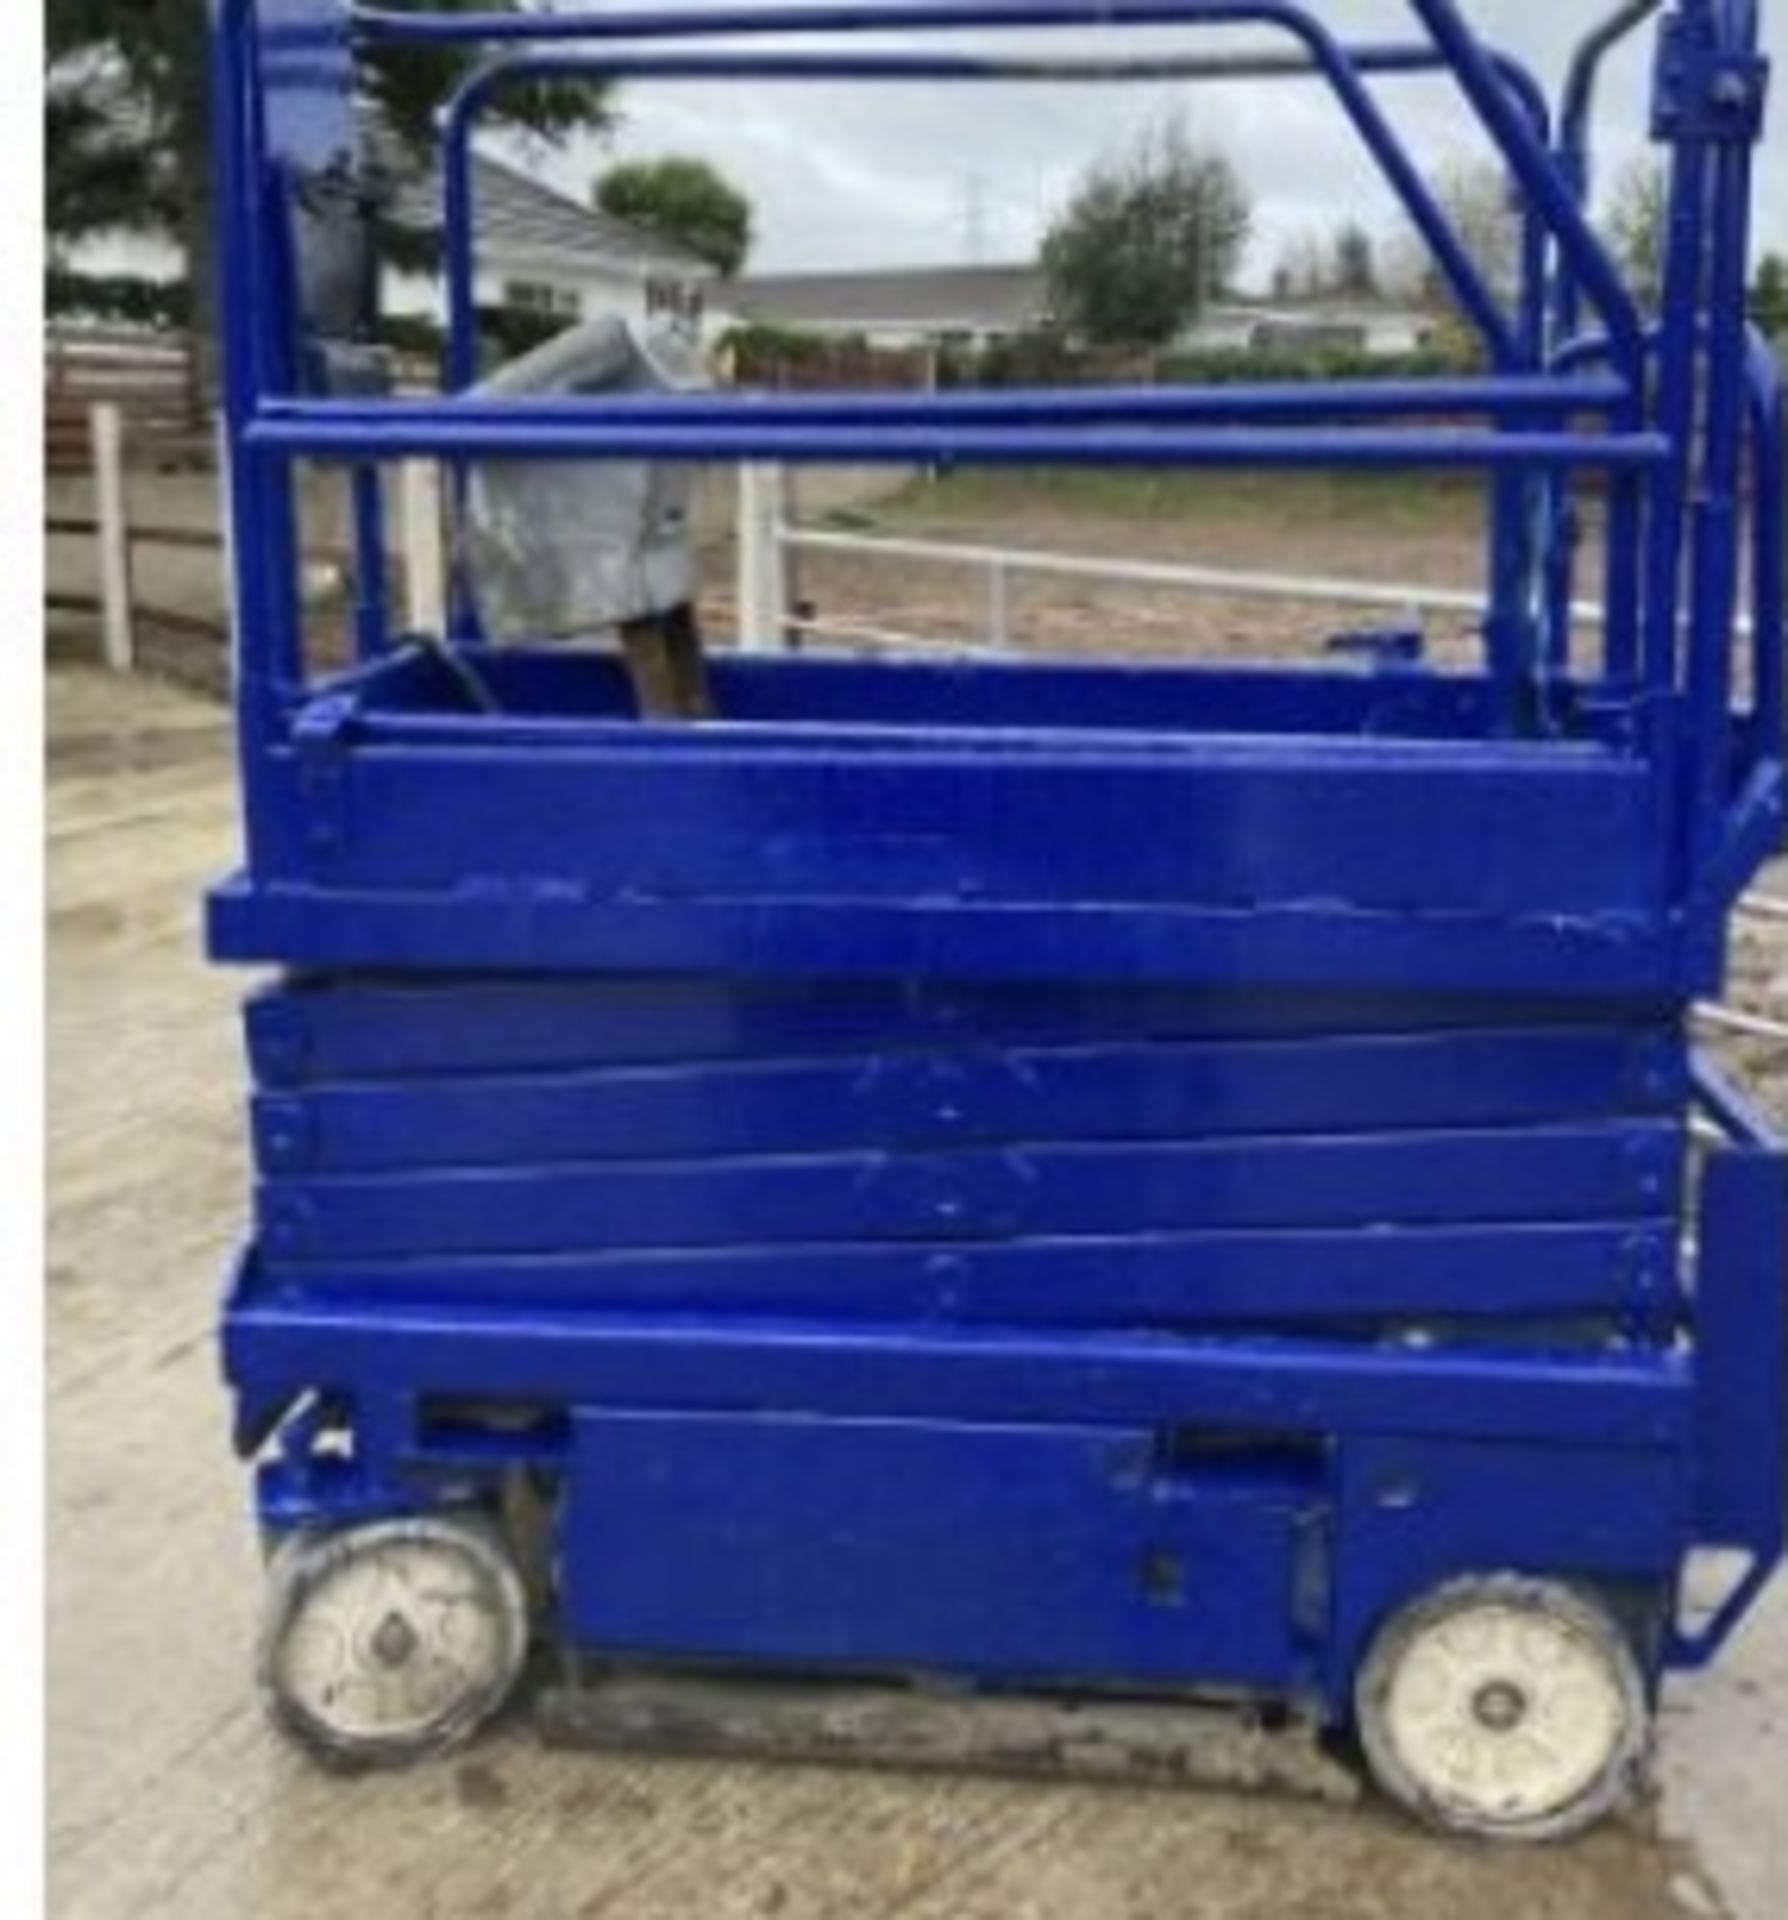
1354,1574,1651,1841
258,1512,530,1770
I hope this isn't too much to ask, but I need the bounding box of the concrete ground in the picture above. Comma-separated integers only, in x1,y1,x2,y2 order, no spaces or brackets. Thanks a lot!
47,663,1786,1920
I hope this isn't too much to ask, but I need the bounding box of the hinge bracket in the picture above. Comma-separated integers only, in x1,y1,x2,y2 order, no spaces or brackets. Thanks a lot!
1653,18,1769,142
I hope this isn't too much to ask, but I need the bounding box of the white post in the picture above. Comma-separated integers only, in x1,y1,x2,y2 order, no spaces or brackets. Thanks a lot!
736,461,788,653
987,555,1012,653
91,403,134,674
401,460,447,636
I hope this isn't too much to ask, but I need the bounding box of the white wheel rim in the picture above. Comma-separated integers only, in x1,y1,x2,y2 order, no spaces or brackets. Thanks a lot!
1380,1600,1632,1827
273,1533,518,1746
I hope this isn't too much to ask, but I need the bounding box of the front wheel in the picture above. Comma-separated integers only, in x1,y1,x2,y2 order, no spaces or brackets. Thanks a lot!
258,1513,530,1770
1354,1574,1650,1841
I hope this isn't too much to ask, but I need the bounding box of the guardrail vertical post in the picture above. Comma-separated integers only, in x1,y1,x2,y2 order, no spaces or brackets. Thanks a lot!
215,414,240,670
91,402,135,674
738,461,789,653
401,460,447,636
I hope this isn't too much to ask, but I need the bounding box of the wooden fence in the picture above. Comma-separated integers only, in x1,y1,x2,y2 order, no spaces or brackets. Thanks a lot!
49,402,244,671
45,326,214,476
46,393,448,678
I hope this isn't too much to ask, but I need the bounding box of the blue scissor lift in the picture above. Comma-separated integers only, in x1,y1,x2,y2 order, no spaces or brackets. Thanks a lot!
209,1,1784,1838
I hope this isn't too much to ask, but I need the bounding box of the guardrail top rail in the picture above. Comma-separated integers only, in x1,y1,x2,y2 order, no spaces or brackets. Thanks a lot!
210,0,1782,994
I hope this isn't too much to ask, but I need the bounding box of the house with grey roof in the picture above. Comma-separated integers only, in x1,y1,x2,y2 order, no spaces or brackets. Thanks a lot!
383,151,717,332
720,265,1050,348
719,262,1432,357
60,124,716,338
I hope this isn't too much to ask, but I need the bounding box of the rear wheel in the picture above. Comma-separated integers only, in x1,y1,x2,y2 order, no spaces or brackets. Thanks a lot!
258,1513,529,1769
1354,1574,1649,1840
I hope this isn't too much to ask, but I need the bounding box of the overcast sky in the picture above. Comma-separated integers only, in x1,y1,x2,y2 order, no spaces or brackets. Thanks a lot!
521,0,1787,284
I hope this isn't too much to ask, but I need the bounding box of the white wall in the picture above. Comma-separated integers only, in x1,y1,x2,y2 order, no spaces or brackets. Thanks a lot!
1180,310,1260,352
60,232,184,281
65,232,674,336
1361,315,1429,353
1182,304,1432,356
386,254,662,327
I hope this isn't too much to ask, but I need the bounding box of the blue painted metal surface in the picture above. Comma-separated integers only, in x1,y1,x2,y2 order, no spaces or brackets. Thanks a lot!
207,0,1785,1742
560,1414,1326,1688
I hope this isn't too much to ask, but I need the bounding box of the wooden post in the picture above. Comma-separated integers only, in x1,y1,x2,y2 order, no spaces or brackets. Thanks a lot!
401,460,447,636
736,462,788,653
91,403,135,674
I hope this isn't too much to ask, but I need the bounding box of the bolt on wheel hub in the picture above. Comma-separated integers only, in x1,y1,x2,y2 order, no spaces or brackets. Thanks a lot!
371,1610,421,1669
1470,1679,1530,1733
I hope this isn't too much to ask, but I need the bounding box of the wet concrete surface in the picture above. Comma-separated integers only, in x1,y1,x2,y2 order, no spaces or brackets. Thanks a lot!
46,666,1786,1920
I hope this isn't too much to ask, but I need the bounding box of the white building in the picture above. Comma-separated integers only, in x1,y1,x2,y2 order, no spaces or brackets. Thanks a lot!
64,148,715,338
718,265,1050,350
383,151,716,331
717,263,1433,357
1182,301,1434,356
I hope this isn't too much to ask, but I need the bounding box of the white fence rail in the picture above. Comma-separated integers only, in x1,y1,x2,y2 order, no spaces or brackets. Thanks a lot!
737,460,1757,659
779,522,1529,653
1695,1003,1788,1044
49,397,448,672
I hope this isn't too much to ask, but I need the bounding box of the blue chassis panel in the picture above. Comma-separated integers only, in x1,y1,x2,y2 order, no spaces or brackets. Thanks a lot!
224,1258,1712,1710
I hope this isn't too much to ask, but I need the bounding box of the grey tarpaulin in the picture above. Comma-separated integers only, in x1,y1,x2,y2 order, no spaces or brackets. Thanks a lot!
464,317,710,640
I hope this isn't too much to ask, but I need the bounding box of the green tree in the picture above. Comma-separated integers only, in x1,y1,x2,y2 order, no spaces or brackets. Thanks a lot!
1042,120,1251,348
1410,164,1522,307
45,56,158,263
1397,163,1520,359
1332,222,1379,300
1606,159,1668,312
45,2,614,358
1274,230,1327,301
596,158,754,276
1752,253,1788,341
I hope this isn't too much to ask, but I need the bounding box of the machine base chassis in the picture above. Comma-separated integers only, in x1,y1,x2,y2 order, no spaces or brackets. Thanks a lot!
534,1661,1360,1805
